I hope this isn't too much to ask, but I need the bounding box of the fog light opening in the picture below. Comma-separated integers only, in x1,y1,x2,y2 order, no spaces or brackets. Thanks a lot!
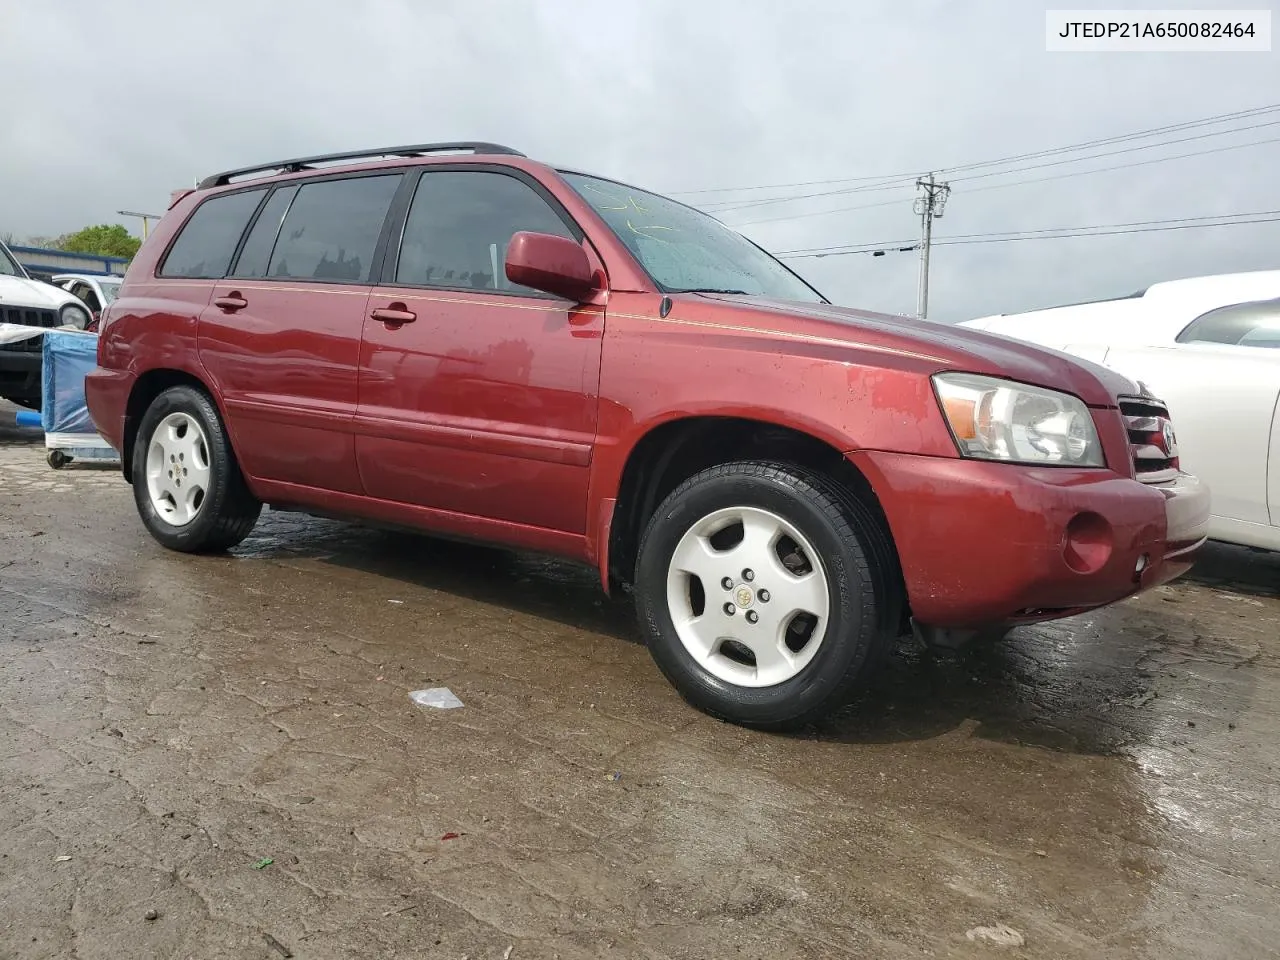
1134,553,1149,580
1062,512,1113,575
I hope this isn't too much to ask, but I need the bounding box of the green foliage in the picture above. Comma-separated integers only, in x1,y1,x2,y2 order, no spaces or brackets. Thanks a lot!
57,224,141,259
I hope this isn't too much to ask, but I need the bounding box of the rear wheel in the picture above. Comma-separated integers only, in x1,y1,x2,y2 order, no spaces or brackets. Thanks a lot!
132,385,261,552
635,461,901,730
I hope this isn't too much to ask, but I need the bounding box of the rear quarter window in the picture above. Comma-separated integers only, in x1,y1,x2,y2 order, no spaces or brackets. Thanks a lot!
158,188,267,279
265,174,401,283
231,185,299,279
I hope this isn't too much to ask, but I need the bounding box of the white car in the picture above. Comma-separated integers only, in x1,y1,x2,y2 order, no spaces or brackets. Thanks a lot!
0,239,94,408
53,272,122,322
960,270,1280,552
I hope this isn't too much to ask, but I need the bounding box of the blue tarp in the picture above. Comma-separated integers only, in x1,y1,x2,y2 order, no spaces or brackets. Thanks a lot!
41,330,99,435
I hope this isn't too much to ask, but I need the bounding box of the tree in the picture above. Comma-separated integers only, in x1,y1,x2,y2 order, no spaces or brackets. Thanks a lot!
57,224,141,260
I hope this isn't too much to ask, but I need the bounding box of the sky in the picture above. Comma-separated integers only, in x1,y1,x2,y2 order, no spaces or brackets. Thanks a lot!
2,0,1277,323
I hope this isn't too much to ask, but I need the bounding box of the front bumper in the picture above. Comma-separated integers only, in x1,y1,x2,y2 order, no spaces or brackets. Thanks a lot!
851,451,1209,628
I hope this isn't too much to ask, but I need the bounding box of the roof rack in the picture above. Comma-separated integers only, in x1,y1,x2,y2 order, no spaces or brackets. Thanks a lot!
197,142,526,189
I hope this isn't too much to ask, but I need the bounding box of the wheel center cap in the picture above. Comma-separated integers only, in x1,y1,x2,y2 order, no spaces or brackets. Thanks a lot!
734,585,754,609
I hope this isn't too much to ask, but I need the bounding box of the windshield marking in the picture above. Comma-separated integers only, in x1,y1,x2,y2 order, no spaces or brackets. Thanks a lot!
562,171,826,303
581,182,650,214
625,219,676,244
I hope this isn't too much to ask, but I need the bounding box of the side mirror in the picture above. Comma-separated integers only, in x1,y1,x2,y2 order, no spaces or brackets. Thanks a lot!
505,231,597,302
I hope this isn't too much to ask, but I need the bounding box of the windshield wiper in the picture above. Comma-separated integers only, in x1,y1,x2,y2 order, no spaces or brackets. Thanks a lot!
668,287,751,295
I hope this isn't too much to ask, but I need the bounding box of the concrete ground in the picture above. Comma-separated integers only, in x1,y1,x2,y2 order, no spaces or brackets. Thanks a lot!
1,403,1278,960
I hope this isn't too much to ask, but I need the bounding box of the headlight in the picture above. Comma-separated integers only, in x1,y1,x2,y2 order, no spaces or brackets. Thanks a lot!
59,303,90,329
932,372,1105,467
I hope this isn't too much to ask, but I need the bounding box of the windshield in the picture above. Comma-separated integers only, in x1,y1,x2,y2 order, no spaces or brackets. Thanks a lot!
100,280,121,304
0,243,24,278
560,172,826,303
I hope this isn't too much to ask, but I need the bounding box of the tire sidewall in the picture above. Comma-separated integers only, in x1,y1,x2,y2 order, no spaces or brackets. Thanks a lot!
131,386,236,551
636,468,875,725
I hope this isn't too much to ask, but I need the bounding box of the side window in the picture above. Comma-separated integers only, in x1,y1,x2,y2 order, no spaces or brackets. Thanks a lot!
74,283,101,313
231,185,298,278
1177,298,1280,348
267,175,400,283
1240,321,1280,348
395,171,575,294
159,189,266,279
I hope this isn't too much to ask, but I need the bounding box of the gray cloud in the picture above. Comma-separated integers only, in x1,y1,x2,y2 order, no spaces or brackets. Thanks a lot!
2,0,1276,321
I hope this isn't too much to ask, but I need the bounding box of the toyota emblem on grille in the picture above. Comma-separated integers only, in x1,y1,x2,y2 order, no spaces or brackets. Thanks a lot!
1160,420,1177,455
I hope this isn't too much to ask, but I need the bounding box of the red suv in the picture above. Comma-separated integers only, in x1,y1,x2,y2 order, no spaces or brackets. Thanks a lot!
86,142,1210,729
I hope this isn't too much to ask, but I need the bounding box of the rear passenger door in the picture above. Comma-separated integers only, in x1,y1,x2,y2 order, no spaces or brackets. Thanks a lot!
199,172,403,494
355,166,605,534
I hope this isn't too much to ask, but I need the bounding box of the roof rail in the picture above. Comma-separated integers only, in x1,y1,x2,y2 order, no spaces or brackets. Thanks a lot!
197,142,526,189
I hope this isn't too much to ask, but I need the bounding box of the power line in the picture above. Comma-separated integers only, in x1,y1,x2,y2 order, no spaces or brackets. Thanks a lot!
936,103,1280,177
941,216,1280,245
947,117,1280,184
707,114,1280,214
774,212,1280,259
957,133,1280,196
671,102,1280,201
727,195,918,228
780,209,1280,256
728,133,1280,228
676,173,917,199
702,178,914,212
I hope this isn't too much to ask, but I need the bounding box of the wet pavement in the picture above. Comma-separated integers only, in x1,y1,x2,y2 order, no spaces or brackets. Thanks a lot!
2,403,1279,959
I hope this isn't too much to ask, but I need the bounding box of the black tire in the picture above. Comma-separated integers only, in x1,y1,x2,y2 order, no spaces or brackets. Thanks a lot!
635,461,902,730
131,385,261,552
47,450,69,470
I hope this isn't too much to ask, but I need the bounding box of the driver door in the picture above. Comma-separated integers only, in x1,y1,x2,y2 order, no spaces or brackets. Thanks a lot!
355,167,605,534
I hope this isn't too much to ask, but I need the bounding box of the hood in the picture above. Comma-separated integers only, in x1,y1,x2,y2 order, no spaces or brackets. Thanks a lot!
0,274,77,311
698,294,1140,407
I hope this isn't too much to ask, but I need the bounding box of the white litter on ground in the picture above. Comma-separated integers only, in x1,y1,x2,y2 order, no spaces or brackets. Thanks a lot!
965,924,1025,947
409,688,464,710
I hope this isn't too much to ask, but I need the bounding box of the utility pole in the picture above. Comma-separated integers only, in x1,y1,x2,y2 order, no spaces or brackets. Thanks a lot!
913,173,950,320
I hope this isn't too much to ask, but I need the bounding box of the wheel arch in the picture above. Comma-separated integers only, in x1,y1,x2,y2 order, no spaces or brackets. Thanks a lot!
602,415,903,615
121,368,228,482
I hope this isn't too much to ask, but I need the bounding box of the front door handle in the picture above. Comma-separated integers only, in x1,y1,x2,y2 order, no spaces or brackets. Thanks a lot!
214,294,248,311
371,305,417,326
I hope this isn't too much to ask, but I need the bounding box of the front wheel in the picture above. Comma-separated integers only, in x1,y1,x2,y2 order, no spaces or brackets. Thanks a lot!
132,385,262,552
635,461,902,730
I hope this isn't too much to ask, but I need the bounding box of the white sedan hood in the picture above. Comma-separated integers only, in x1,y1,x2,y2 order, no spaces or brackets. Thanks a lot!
0,275,85,343
0,274,79,311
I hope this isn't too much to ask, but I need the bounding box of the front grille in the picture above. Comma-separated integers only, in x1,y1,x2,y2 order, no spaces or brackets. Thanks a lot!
0,306,56,354
2,335,43,353
1,306,58,328
1118,395,1179,481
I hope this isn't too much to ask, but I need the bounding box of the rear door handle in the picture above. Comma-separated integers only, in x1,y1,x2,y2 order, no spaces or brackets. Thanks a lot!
371,306,417,326
214,294,248,311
